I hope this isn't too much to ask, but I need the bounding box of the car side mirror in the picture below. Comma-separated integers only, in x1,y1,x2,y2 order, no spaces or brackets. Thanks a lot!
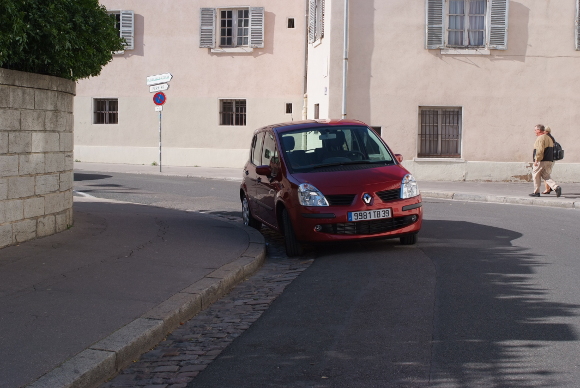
395,154,403,163
256,165,272,176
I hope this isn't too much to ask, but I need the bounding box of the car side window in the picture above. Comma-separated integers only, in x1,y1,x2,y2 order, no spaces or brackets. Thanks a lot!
252,132,264,165
262,132,280,176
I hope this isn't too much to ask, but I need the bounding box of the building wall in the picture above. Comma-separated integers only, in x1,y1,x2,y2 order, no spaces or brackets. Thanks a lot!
0,69,75,249
343,0,580,181
75,0,307,168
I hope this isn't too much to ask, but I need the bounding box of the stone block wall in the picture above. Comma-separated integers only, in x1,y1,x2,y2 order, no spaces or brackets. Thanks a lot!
0,68,75,248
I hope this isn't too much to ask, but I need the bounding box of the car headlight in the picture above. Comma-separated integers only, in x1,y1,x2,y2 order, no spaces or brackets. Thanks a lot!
401,174,420,199
298,183,329,206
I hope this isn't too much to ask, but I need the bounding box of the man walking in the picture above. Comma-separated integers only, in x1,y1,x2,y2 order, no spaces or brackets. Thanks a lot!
530,124,561,197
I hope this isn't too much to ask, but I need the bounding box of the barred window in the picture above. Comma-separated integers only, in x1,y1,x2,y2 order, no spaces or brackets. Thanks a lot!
220,99,246,126
94,99,118,124
418,108,461,158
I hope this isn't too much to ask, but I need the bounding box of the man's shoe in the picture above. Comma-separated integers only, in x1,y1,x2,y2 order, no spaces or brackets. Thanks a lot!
555,187,562,197
529,193,540,197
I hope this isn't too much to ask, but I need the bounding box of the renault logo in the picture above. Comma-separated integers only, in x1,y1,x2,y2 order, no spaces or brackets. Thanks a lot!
362,193,373,205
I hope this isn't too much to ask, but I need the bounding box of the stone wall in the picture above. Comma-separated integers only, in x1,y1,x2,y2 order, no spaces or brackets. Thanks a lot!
0,68,75,248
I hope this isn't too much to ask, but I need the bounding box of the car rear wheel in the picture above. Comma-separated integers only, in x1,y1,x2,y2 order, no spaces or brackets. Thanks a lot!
242,196,261,230
400,233,418,245
282,208,303,257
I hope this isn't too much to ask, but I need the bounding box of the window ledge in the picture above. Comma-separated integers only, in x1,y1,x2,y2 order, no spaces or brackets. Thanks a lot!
413,158,465,163
441,48,490,55
211,47,254,53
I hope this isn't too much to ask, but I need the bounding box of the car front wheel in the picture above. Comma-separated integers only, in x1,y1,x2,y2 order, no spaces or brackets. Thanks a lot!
282,208,303,257
242,196,261,230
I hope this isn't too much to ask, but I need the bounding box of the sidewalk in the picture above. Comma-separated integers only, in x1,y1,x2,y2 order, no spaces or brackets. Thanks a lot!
75,162,580,209
1,187,265,388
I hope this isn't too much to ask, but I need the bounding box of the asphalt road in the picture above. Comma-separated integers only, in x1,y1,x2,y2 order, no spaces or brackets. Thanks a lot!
75,172,580,387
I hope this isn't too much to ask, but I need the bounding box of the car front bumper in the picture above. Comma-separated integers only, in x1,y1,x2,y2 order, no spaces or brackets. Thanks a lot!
292,195,423,242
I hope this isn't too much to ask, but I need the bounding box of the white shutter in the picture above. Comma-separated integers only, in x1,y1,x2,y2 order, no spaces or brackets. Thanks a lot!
250,7,264,48
120,10,134,50
308,0,316,43
200,8,216,48
487,0,509,50
426,0,444,49
576,0,580,50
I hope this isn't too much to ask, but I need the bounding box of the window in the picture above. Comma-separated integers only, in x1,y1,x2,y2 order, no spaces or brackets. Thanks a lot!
94,99,118,124
200,7,264,50
220,9,249,46
220,99,246,126
108,10,134,51
426,0,509,51
288,18,295,28
308,0,325,44
371,126,382,136
418,108,462,158
262,133,280,176
314,104,320,119
285,103,293,114
251,133,264,165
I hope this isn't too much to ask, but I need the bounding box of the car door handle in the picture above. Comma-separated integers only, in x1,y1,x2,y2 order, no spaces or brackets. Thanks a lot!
244,169,249,176
257,177,262,183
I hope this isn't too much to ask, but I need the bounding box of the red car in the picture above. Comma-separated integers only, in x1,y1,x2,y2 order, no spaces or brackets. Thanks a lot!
240,119,422,257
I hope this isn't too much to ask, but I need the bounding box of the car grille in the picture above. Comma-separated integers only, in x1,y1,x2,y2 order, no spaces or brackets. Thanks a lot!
376,188,400,202
326,194,356,206
319,215,417,235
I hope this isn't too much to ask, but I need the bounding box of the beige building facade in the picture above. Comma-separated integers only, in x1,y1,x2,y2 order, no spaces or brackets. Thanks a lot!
76,0,580,182
75,0,307,168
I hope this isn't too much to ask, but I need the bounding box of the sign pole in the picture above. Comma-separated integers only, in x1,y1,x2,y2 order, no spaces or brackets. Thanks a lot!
159,111,162,172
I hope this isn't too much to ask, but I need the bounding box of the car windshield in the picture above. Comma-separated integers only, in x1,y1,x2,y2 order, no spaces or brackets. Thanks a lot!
279,126,395,172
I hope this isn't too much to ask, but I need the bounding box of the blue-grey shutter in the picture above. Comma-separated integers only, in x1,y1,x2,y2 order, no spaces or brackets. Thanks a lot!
120,10,134,50
308,0,316,43
488,0,509,50
426,0,444,49
200,8,216,48
576,0,580,50
250,7,265,48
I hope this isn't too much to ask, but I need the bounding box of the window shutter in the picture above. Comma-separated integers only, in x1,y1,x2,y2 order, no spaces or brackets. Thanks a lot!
425,0,444,49
576,0,580,50
488,0,509,50
317,0,325,41
200,8,216,48
308,0,316,43
120,10,134,50
250,7,265,48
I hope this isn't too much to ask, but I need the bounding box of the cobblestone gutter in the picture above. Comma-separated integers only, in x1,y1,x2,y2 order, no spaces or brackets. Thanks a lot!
0,68,75,248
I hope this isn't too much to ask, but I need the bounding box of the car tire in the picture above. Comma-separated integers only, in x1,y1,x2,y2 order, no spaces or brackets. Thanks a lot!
282,208,303,257
400,233,418,245
242,195,262,230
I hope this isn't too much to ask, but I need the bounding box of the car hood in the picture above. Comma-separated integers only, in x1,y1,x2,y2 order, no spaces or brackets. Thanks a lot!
291,164,409,191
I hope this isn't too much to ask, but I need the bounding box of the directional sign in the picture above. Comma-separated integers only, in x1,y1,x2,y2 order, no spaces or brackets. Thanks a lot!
153,92,167,106
147,73,173,86
149,83,169,93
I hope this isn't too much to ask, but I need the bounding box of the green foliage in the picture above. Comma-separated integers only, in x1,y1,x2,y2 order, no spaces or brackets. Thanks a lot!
0,0,125,81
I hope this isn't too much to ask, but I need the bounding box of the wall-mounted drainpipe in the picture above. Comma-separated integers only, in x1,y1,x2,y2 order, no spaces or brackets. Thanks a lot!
303,0,309,120
342,0,349,119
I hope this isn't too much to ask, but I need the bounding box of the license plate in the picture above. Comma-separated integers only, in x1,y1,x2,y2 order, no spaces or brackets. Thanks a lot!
348,209,392,222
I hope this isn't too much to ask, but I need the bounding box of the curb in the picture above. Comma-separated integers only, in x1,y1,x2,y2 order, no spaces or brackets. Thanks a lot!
421,191,580,209
26,202,266,388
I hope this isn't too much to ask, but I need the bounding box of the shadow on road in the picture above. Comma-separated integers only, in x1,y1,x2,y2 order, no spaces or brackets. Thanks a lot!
419,219,579,387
